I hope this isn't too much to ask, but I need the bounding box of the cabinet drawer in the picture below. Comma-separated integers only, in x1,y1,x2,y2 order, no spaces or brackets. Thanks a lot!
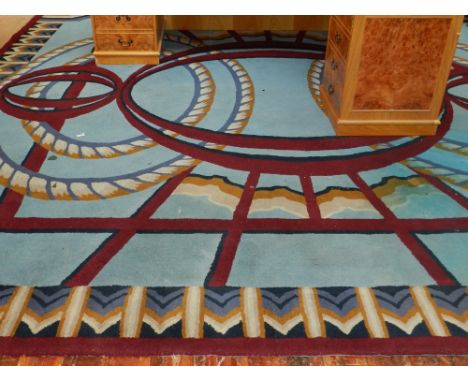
335,16,354,32
329,16,351,60
94,32,155,52
324,44,346,85
93,16,155,31
322,69,344,112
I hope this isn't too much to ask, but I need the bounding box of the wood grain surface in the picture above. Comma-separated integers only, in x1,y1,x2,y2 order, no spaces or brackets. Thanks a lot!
0,355,467,366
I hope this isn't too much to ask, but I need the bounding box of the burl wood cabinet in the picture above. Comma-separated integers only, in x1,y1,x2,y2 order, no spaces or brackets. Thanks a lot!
321,16,463,136
92,16,164,65
90,15,463,136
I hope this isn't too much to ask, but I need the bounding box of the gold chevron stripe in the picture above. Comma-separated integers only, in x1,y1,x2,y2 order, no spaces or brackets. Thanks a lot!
204,311,242,335
263,312,303,336
20,305,65,324
263,306,303,325
321,307,363,324
381,311,424,334
441,313,468,332
81,312,122,334
83,307,124,323
204,307,242,323
379,306,421,324
322,311,364,335
142,311,183,334
21,311,63,334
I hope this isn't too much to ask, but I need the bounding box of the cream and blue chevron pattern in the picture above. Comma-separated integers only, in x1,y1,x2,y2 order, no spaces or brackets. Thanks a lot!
0,286,467,339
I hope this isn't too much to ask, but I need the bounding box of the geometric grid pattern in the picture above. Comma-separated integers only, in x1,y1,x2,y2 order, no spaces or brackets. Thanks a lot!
0,17,468,354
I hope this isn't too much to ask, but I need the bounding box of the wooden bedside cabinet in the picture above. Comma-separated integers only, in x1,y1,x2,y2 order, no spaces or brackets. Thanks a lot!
320,16,463,136
91,15,164,65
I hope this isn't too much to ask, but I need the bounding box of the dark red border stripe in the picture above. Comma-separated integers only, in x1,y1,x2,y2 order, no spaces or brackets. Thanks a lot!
208,171,259,287
64,169,193,286
1,336,468,357
1,217,467,233
0,16,42,57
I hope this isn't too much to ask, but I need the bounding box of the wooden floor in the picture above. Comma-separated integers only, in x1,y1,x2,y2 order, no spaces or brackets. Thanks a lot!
0,355,468,366
1,15,468,367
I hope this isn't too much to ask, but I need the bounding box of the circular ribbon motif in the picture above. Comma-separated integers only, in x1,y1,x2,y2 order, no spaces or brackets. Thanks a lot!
0,44,255,201
20,53,216,159
0,65,122,121
120,49,457,175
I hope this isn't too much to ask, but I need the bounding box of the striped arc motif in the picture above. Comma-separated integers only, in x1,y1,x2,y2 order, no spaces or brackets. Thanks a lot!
455,42,468,66
435,140,468,157
0,286,467,339
0,38,92,88
19,56,216,159
5,41,214,161
370,140,467,192
307,59,325,109
0,41,255,201
0,19,64,81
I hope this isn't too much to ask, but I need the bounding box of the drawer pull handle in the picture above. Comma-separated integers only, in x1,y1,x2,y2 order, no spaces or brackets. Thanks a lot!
331,58,338,71
327,84,335,95
334,31,341,44
118,38,133,47
115,15,131,22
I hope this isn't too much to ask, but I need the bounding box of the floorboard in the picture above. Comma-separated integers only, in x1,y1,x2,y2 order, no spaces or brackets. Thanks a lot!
1,355,468,365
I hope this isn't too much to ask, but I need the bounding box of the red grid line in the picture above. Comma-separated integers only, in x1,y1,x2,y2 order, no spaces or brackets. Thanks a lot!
0,80,86,220
0,25,466,293
349,172,459,286
412,168,468,210
64,168,193,286
207,171,260,287
300,175,322,220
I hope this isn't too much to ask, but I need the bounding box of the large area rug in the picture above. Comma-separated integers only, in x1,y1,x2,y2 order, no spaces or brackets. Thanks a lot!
0,16,468,356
